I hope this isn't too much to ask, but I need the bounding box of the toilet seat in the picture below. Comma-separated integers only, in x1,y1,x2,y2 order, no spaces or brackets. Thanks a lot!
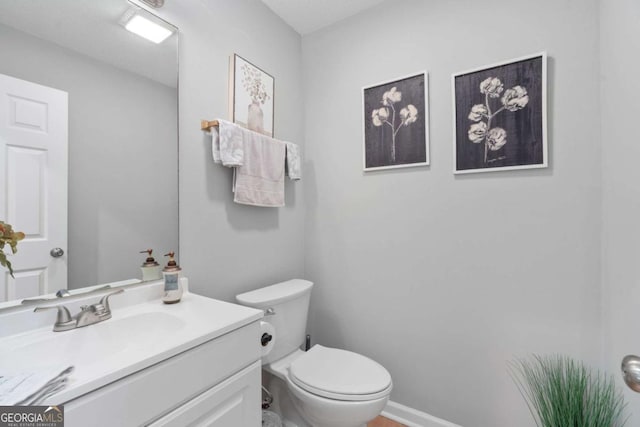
288,345,392,402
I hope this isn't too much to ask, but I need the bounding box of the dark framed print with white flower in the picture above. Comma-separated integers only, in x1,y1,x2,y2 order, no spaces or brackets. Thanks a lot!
229,54,274,137
453,52,547,174
363,72,429,171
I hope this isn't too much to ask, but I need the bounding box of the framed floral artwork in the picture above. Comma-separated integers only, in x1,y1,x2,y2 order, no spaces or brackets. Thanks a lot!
229,54,274,137
363,72,429,171
452,52,547,174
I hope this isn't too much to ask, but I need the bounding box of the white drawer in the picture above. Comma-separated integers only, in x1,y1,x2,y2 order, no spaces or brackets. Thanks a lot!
64,321,261,427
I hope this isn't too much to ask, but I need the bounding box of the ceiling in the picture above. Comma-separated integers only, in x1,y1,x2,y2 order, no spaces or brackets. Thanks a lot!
0,0,383,85
0,0,178,87
261,0,386,35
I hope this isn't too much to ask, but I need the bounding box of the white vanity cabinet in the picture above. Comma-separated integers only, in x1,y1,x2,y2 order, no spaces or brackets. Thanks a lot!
63,320,262,427
0,285,265,427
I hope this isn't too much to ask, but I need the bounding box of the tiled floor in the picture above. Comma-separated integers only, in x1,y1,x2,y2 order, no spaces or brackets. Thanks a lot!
367,416,407,427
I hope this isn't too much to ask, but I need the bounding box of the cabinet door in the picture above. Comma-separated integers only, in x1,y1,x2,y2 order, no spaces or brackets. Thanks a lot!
148,361,261,427
64,323,261,427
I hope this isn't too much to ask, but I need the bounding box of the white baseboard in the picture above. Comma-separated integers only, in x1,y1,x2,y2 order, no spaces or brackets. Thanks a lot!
381,401,462,427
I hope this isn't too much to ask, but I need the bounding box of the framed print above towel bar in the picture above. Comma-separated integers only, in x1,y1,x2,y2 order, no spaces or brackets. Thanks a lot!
229,54,275,138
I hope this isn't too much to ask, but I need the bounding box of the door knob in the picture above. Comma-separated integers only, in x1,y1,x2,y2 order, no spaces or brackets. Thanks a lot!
50,248,64,258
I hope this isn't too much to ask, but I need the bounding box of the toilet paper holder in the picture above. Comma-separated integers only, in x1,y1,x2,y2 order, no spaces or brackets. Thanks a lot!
260,308,275,348
261,332,273,347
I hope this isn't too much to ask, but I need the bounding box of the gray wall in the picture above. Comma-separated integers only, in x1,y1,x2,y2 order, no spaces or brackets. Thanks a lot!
601,0,640,422
302,0,602,425
152,0,305,302
17,0,625,425
0,23,178,289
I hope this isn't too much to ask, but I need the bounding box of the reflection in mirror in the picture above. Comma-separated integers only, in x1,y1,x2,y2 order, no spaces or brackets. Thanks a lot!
0,0,178,305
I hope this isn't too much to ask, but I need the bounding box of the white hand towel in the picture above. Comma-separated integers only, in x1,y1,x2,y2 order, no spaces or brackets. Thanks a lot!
0,366,74,405
233,130,286,207
211,119,244,167
211,126,222,164
285,142,302,180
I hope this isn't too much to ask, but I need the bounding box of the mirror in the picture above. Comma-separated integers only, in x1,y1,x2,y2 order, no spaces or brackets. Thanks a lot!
0,0,178,305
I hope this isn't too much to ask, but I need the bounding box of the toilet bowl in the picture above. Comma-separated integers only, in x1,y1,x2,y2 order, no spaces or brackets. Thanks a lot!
287,378,390,427
236,279,392,427
281,346,391,427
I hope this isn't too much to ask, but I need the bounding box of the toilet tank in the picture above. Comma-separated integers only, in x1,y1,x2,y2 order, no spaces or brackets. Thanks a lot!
236,279,313,364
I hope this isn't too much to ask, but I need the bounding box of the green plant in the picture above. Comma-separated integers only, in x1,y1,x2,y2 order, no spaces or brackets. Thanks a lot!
509,355,627,427
0,221,25,278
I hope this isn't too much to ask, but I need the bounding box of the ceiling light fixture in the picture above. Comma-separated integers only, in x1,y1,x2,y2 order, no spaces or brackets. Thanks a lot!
123,12,173,44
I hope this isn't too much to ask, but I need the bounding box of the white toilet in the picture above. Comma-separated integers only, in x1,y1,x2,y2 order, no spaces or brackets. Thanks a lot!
236,279,392,427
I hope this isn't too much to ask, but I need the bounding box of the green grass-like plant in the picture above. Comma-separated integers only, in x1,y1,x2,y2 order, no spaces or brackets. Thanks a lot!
508,355,627,427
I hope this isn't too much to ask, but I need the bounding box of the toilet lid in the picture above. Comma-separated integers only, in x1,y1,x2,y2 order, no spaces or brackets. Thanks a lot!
288,345,392,401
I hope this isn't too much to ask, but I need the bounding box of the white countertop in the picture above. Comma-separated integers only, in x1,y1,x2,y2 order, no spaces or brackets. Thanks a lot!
0,289,263,404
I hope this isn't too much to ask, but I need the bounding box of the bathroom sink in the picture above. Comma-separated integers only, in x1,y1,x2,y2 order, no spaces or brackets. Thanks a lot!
88,311,185,348
0,311,185,371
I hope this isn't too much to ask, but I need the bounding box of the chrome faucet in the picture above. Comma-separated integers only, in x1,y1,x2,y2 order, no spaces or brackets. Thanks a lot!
34,289,124,332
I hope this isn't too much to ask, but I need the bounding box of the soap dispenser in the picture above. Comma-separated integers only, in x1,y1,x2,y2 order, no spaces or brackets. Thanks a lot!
140,249,162,281
162,251,182,304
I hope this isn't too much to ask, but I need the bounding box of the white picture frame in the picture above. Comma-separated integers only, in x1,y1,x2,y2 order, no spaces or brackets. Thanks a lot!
229,54,274,137
362,72,430,172
452,52,547,174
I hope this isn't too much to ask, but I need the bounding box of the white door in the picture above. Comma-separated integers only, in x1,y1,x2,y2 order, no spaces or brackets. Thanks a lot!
0,73,68,302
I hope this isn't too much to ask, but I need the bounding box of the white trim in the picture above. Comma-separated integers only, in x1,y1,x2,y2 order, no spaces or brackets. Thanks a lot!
381,400,462,427
362,71,430,172
451,51,548,174
364,162,428,172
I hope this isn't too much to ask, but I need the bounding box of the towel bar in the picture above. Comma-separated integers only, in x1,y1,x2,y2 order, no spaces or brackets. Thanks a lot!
201,120,219,131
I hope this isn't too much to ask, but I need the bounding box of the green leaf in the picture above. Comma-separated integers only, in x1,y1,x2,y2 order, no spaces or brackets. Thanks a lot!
0,252,14,278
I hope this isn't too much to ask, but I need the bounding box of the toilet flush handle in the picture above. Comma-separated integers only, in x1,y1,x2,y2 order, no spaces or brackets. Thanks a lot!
264,307,276,316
